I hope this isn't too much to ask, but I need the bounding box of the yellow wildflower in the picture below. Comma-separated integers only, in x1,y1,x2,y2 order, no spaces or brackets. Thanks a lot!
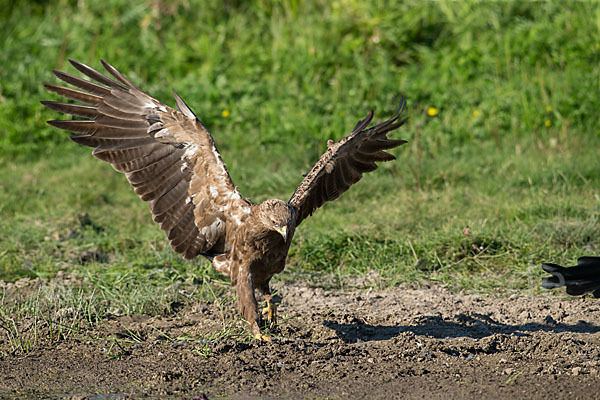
427,107,438,117
221,110,230,117
545,105,552,112
544,120,551,127
473,110,481,117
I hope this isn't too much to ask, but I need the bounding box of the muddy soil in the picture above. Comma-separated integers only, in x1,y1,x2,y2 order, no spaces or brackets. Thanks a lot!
1,281,600,399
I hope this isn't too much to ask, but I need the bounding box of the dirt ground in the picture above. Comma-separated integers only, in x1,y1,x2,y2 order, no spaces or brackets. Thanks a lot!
1,279,600,399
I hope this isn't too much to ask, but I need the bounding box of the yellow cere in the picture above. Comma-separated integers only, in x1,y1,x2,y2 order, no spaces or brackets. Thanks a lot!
427,107,438,117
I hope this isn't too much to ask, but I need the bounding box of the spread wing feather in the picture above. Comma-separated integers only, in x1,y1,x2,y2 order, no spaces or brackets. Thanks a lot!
42,59,251,259
289,100,408,226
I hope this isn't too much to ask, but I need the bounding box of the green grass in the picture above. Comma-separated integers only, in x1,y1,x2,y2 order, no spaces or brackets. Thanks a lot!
1,0,600,351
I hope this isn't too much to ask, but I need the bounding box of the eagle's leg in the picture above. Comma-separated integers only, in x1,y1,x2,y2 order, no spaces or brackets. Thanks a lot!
259,282,277,330
236,263,270,341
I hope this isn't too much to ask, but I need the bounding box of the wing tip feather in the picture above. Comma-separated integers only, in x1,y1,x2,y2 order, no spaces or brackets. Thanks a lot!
171,89,197,120
46,119,68,128
352,110,374,133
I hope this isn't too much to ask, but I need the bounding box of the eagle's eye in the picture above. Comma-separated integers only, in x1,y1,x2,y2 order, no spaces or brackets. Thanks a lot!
270,218,278,225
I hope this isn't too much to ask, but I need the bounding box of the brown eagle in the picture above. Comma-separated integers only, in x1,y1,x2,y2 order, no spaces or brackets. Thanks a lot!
42,59,408,340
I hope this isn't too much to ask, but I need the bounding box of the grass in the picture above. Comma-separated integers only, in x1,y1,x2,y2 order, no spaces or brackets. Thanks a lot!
1,0,600,351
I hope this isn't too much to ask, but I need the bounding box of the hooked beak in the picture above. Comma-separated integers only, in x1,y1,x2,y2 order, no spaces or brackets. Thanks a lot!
275,225,288,241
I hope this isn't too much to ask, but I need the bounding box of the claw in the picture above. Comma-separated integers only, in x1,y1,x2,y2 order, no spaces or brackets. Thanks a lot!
254,333,271,342
262,302,278,329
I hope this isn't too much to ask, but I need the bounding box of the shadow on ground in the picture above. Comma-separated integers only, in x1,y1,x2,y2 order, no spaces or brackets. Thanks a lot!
323,312,600,343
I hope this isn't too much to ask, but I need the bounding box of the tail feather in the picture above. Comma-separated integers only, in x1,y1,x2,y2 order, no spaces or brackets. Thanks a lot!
541,257,600,298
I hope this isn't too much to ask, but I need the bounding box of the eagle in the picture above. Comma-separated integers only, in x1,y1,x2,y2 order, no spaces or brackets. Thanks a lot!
542,257,600,298
42,59,408,340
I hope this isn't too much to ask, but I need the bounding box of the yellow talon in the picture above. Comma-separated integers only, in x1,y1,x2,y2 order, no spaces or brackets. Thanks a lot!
262,303,277,329
254,333,271,342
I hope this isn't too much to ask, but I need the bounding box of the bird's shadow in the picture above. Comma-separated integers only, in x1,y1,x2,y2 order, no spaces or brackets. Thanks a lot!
323,312,600,343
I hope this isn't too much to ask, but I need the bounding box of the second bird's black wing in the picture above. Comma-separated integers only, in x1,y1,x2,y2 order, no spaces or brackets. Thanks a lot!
542,256,600,297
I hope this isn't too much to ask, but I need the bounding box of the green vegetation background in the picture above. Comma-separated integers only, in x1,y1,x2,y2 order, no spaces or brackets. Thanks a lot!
1,0,599,298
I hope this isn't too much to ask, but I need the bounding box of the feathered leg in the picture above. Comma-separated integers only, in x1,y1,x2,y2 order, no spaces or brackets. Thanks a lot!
235,262,270,341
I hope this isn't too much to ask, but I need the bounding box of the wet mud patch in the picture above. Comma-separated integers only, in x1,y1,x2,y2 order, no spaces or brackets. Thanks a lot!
1,283,599,399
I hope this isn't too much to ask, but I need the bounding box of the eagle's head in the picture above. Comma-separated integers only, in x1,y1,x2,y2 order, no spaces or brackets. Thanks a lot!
257,199,295,241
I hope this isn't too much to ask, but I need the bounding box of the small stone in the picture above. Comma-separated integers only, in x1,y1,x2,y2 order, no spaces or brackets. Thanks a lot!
572,367,582,376
518,311,531,320
503,368,514,375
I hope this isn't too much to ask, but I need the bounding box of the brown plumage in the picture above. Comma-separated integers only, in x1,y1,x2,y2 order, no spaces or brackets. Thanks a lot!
42,59,408,339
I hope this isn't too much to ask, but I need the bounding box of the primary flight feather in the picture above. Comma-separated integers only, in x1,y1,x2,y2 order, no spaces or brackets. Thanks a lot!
42,59,408,339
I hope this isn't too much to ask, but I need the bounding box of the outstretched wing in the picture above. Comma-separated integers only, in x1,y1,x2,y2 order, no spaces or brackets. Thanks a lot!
288,100,408,226
42,59,251,259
